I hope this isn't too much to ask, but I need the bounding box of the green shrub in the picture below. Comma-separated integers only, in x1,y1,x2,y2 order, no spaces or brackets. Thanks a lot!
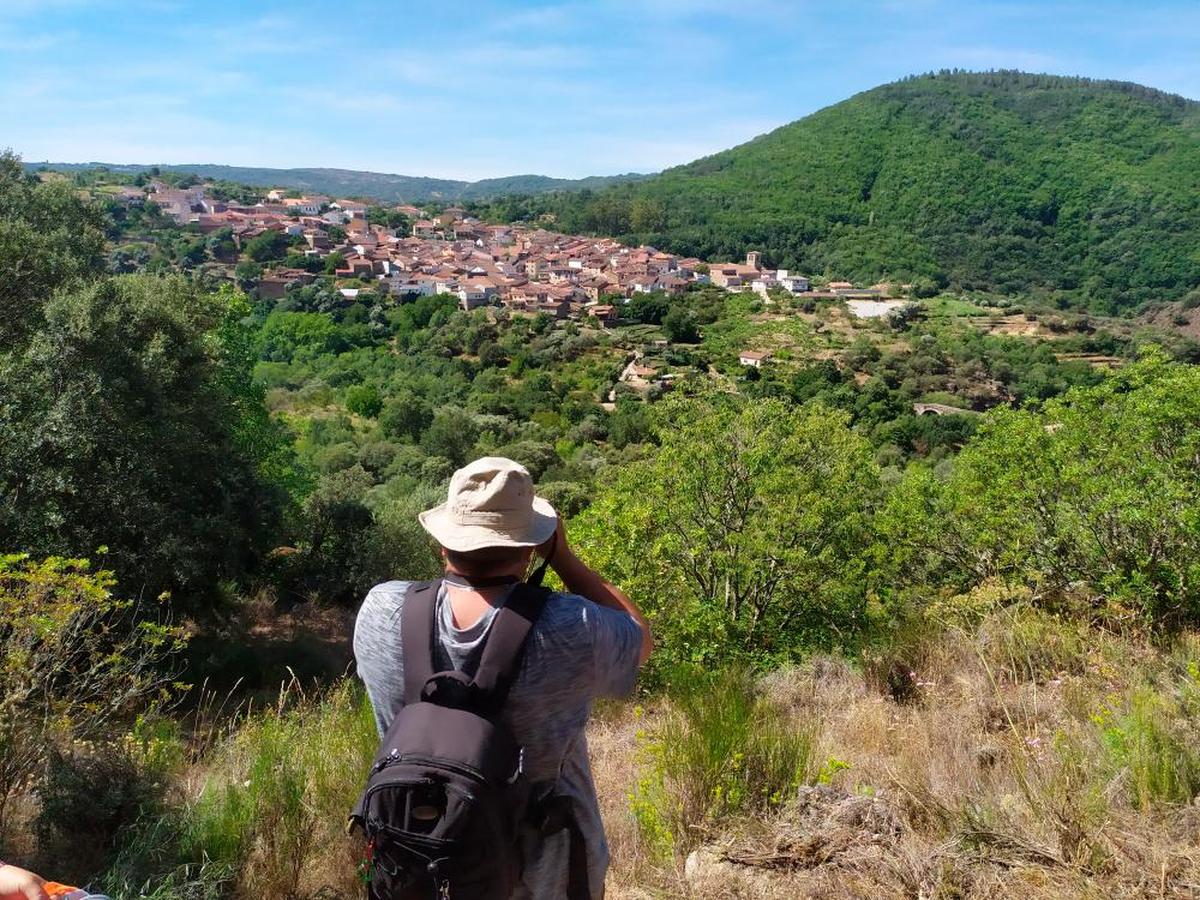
630,670,815,858
34,743,164,883
880,354,1200,631
345,384,383,418
574,394,879,675
0,554,183,835
102,681,377,900
1095,686,1200,809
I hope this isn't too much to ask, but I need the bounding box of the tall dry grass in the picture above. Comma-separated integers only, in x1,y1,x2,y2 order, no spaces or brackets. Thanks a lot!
22,604,1200,899
596,606,1200,898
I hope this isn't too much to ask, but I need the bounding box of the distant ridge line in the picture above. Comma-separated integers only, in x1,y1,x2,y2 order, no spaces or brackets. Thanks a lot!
21,160,652,204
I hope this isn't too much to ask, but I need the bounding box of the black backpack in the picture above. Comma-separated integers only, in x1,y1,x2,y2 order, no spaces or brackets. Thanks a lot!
350,574,577,900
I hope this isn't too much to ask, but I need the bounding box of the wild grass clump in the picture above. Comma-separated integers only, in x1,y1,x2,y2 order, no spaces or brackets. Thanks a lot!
977,604,1088,683
1094,684,1200,810
99,679,377,900
101,848,233,900
184,680,376,898
630,669,816,859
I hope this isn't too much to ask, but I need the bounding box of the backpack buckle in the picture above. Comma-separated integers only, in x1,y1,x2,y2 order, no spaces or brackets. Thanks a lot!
507,746,525,785
422,671,483,711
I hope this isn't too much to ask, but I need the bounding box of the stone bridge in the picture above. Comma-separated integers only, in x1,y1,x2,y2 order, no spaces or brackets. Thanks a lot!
913,402,979,416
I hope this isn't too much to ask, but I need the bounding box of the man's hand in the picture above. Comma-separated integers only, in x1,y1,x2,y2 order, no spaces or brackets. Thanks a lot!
0,864,49,900
537,515,568,562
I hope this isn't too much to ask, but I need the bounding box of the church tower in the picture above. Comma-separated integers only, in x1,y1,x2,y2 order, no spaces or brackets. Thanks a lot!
746,250,761,270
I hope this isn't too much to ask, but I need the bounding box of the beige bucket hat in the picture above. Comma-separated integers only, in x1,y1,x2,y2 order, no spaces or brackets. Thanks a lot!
419,457,558,552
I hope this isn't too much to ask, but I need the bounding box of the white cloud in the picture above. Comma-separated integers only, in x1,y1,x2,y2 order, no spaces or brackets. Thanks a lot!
0,25,75,51
487,3,575,32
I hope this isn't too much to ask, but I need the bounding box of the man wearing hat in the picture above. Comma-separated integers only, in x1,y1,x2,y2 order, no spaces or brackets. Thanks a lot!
354,457,652,899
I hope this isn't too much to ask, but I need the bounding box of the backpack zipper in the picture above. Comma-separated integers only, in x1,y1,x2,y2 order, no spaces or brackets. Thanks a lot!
370,749,401,775
370,752,488,782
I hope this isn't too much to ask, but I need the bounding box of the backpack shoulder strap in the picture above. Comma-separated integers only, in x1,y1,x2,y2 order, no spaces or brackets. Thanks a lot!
401,579,442,705
471,582,550,710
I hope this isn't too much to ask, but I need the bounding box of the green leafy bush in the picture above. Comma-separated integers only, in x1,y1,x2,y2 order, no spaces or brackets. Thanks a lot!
34,742,164,883
0,554,182,835
1,276,293,598
575,393,880,673
881,353,1200,630
345,384,383,418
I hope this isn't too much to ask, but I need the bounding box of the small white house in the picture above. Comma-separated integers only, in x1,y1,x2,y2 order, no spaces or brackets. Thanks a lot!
332,200,368,216
284,197,324,216
456,280,498,307
457,284,496,310
388,276,435,297
776,270,811,293
738,350,772,369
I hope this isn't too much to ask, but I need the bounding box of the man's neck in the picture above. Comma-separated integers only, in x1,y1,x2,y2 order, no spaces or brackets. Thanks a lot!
443,571,515,630
443,570,520,589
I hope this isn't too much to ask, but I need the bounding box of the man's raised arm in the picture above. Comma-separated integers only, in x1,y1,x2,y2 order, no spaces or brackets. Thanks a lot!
539,519,653,666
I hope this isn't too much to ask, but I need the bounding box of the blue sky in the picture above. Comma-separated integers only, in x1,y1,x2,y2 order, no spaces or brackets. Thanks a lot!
1,0,1197,181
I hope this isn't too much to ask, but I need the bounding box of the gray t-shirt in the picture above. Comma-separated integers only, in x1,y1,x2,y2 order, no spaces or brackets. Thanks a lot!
353,580,643,899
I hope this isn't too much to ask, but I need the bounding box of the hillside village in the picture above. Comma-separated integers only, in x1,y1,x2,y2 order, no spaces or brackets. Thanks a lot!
126,180,902,322
88,173,1175,414
98,175,1159,410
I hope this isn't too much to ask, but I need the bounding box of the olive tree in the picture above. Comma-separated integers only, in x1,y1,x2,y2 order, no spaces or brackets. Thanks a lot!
573,394,880,672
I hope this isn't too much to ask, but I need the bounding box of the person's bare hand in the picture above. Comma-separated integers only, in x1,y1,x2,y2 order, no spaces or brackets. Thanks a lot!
0,864,49,900
537,515,569,561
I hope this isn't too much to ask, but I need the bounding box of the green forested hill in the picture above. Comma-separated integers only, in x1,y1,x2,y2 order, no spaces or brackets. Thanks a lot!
457,171,649,201
525,72,1200,310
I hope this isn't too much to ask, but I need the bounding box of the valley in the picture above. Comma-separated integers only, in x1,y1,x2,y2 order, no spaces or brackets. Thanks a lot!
4,65,1200,900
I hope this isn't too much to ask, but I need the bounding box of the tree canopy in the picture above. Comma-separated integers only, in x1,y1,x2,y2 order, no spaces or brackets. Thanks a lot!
0,276,287,599
0,150,108,343
573,394,880,675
